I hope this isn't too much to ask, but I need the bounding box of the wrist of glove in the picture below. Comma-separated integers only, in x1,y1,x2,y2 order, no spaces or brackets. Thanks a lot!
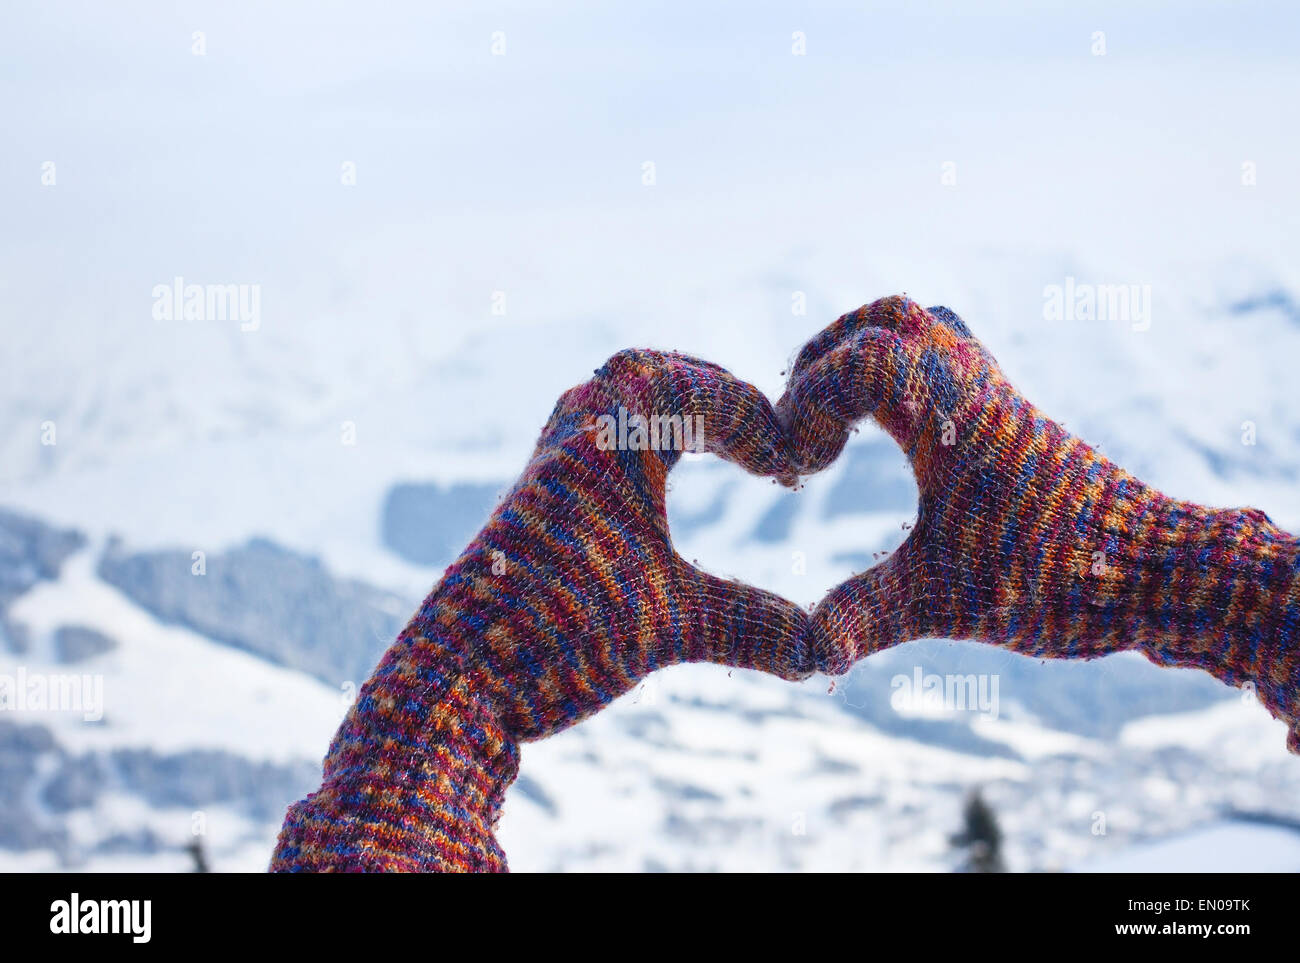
272,628,518,872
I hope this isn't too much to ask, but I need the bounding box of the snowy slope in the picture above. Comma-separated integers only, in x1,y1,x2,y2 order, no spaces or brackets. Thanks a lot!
2,512,1297,873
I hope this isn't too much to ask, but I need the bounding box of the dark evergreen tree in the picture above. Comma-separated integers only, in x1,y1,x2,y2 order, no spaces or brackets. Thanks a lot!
186,839,210,873
950,788,1005,873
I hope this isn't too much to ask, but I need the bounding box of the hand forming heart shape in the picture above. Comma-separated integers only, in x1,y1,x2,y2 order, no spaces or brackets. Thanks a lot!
276,347,824,871
273,294,1300,872
387,348,815,745
781,295,1299,753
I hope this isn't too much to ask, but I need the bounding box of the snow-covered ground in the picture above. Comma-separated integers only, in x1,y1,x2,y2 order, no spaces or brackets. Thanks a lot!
1076,820,1300,873
2,0,1299,871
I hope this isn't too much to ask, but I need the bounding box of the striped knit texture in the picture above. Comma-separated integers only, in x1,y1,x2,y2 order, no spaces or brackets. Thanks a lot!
272,349,813,871
272,631,517,871
779,295,1300,752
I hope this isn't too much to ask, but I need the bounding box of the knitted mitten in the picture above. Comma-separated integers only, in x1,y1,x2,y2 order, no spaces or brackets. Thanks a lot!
779,295,1300,752
272,350,813,871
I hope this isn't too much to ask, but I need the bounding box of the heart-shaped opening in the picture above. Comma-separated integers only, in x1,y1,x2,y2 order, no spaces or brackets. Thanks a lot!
665,432,920,613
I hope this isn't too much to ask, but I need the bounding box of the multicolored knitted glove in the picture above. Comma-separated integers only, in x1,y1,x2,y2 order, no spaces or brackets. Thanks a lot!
779,295,1300,752
272,350,813,871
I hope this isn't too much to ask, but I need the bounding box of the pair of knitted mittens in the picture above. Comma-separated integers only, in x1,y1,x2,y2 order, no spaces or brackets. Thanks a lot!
272,298,1298,872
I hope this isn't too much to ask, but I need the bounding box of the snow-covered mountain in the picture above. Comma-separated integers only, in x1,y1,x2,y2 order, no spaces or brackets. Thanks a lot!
3,0,1300,871
3,413,1299,873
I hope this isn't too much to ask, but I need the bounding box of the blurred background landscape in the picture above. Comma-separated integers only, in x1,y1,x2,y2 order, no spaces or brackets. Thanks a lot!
2,0,1299,871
